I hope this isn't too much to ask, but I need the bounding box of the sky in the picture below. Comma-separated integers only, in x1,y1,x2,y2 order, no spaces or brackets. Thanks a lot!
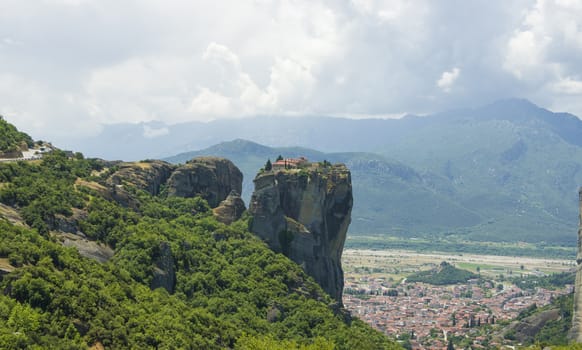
1,0,582,141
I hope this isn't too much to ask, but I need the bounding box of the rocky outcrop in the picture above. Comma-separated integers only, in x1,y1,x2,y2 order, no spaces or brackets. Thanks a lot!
213,191,246,225
570,188,582,342
167,157,243,208
99,157,243,210
150,242,176,293
249,163,352,303
106,160,175,196
506,309,561,344
101,160,175,209
53,231,114,263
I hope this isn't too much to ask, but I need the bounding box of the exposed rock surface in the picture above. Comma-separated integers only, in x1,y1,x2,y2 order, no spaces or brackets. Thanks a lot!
570,188,582,342
249,163,352,303
506,309,561,343
97,157,243,210
213,191,246,225
166,157,243,208
53,231,114,263
0,203,26,226
106,160,175,196
150,242,176,293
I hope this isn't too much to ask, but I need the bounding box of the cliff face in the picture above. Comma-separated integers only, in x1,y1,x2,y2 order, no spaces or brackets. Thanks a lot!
166,157,243,208
570,188,582,342
249,163,352,303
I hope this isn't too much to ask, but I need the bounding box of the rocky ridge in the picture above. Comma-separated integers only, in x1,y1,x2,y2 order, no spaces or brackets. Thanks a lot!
248,162,353,303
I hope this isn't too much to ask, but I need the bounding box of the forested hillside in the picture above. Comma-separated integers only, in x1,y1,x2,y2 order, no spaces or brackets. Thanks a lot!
0,122,399,349
0,116,33,154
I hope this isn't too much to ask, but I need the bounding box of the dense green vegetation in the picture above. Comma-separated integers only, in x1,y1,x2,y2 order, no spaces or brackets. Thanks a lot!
0,116,33,153
511,272,576,291
0,148,399,347
407,262,477,285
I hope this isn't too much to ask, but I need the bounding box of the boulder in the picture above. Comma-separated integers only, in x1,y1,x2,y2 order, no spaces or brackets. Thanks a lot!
213,191,246,225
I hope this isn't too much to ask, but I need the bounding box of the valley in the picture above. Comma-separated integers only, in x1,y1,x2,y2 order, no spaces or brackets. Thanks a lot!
342,248,576,348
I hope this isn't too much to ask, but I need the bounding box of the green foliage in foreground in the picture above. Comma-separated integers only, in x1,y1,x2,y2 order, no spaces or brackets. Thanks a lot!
0,116,33,153
407,261,478,285
0,152,400,349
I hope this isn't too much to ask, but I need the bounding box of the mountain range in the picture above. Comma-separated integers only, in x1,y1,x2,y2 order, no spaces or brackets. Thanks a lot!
70,99,582,245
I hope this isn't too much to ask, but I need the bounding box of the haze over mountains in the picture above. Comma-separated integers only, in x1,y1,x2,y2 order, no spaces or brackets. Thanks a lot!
73,99,582,245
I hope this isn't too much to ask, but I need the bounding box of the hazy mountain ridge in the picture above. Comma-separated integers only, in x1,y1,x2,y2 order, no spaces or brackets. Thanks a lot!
64,99,582,244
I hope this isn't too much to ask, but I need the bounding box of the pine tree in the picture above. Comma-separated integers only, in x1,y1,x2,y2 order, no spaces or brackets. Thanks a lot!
265,159,272,171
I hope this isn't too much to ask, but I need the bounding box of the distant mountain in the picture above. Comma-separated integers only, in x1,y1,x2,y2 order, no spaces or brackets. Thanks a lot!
162,139,511,243
73,99,582,244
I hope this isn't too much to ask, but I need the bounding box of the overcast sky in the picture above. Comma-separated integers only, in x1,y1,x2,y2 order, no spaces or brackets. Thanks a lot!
1,0,582,141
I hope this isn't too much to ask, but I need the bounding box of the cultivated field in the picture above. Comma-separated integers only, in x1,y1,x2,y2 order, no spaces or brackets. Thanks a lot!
343,248,576,281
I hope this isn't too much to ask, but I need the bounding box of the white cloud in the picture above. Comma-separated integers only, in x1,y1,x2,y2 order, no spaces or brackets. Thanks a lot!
504,0,582,82
550,77,582,95
1,0,582,144
189,88,232,118
504,30,550,80
437,68,461,93
142,125,169,138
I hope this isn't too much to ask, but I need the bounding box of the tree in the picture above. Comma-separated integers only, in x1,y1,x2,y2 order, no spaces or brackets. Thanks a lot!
447,339,455,350
276,155,283,161
265,159,272,171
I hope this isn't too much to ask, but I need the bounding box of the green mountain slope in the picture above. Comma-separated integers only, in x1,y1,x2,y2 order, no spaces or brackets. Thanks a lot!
380,100,582,244
165,140,482,237
0,122,399,349
165,133,579,245
0,116,33,155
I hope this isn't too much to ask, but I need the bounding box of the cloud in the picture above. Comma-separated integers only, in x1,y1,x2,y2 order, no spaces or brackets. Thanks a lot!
550,77,582,95
503,0,582,111
437,68,461,93
189,88,232,118
142,125,169,139
1,0,582,144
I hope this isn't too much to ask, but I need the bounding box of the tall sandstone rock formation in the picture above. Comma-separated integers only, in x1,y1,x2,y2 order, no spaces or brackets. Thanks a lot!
249,162,353,303
571,188,582,342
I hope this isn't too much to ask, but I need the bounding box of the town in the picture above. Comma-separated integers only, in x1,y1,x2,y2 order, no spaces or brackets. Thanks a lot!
342,249,575,349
